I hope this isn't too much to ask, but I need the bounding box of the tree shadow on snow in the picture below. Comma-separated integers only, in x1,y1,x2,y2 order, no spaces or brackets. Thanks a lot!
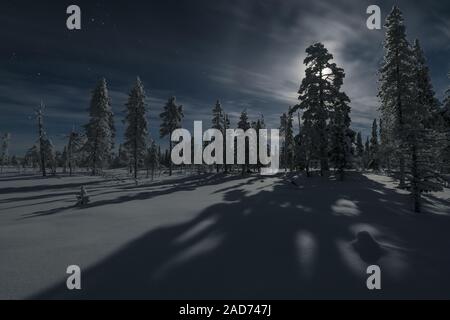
32,172,450,299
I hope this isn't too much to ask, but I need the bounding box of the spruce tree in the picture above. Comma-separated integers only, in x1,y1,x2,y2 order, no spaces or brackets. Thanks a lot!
66,129,82,176
0,133,10,173
223,113,231,173
286,107,294,171
355,131,364,169
440,72,450,173
356,132,364,158
34,102,47,176
124,77,149,180
294,113,307,172
145,140,159,180
252,114,266,173
211,100,224,172
363,137,370,169
378,6,415,187
369,119,380,170
280,109,294,172
160,96,183,176
84,78,115,175
403,88,442,213
237,110,251,175
292,42,349,176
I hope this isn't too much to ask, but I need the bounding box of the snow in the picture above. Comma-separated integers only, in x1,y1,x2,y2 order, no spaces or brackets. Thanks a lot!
0,170,449,299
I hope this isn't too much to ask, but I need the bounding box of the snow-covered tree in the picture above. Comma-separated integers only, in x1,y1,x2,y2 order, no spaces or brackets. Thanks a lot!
294,112,307,172
356,132,364,158
211,100,224,172
61,147,68,173
84,78,115,175
145,140,159,180
394,44,444,212
280,109,294,172
0,133,10,173
355,131,364,169
34,102,48,176
363,137,370,169
292,42,349,176
160,96,183,176
124,77,149,180
42,137,56,174
403,95,442,213
252,114,266,173
369,119,380,170
440,72,450,173
66,129,83,176
378,6,415,187
223,112,231,173
237,110,251,175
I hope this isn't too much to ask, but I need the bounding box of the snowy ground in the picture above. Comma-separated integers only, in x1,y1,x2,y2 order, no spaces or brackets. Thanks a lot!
0,169,450,299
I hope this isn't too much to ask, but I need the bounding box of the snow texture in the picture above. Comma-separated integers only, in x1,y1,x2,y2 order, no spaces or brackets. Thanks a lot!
0,170,449,299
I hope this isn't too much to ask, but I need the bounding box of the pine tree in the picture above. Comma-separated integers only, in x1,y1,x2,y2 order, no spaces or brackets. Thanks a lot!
356,132,364,158
378,6,415,187
145,140,159,180
252,114,266,173
211,100,224,172
294,112,307,172
355,132,364,170
160,96,183,176
363,137,370,169
292,42,349,176
0,133,10,173
84,78,115,175
369,119,380,170
237,110,251,175
286,107,294,171
403,89,442,213
34,102,47,177
124,77,149,180
280,109,294,172
223,113,231,173
279,113,288,171
440,72,450,173
66,128,83,176
61,146,68,173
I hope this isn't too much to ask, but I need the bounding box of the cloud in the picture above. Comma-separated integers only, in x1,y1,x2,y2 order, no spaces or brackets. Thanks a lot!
1,0,449,154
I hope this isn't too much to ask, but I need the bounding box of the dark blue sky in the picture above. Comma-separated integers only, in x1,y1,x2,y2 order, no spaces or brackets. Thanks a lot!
1,0,449,154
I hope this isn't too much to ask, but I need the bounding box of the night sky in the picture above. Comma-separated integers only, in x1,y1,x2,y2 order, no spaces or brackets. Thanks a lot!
1,0,449,155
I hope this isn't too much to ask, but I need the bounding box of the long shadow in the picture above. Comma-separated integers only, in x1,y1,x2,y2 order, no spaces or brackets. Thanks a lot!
20,173,255,219
32,172,450,299
0,191,77,205
0,180,104,195
0,173,46,183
